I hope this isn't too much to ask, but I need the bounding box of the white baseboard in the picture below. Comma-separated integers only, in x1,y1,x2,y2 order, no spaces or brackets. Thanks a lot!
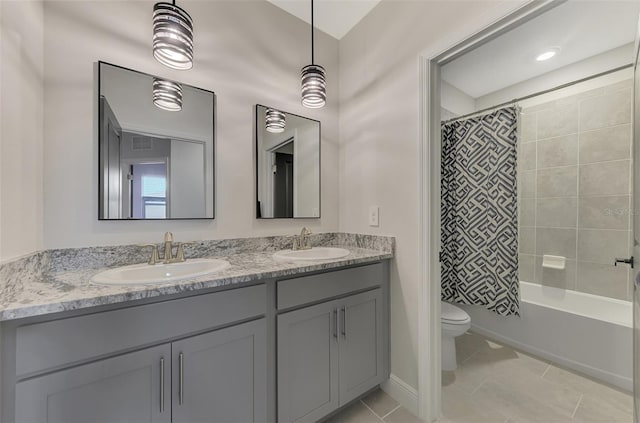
381,373,419,416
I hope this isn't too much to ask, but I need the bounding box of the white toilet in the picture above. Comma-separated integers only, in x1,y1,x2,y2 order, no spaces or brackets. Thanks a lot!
441,301,471,371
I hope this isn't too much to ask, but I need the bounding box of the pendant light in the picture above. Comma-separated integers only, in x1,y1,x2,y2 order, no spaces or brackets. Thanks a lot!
301,0,326,108
266,108,286,133
153,78,183,111
153,1,194,70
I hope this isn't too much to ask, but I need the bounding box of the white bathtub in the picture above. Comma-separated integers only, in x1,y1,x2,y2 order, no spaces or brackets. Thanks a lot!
459,281,633,391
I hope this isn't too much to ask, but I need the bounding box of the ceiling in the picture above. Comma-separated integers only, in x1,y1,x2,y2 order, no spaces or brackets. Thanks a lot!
442,1,640,99
267,0,381,39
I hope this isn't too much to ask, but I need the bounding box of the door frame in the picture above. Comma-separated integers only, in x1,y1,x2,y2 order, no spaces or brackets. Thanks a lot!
416,1,565,420
633,13,640,423
121,158,170,219
261,135,297,218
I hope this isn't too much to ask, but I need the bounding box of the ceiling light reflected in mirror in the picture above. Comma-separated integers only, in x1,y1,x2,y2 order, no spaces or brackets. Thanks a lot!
153,79,183,112
266,108,286,133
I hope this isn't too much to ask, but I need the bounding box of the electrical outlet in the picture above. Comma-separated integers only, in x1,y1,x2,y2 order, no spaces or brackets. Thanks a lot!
369,206,379,227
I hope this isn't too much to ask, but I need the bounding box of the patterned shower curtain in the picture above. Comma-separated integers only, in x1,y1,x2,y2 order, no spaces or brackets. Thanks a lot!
440,106,519,316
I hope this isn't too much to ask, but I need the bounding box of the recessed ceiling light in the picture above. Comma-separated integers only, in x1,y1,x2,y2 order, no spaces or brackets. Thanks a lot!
536,48,560,62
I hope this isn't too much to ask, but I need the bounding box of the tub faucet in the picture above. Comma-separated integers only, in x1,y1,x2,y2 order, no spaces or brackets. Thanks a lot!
293,227,313,250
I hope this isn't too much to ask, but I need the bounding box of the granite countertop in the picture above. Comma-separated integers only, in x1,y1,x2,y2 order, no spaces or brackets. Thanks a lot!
0,233,394,321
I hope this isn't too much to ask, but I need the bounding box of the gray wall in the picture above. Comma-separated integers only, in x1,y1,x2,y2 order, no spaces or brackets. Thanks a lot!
518,76,633,300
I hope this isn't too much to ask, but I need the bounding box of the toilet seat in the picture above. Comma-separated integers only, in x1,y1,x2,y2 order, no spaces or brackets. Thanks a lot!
441,301,471,325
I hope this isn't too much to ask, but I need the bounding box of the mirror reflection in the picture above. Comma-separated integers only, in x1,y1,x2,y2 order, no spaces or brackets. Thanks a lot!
255,105,320,219
98,62,214,220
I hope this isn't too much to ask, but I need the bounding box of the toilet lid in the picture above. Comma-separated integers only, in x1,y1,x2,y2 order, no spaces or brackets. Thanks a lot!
441,301,470,323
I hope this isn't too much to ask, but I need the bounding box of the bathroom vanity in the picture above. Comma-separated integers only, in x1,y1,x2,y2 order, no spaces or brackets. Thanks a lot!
0,234,393,423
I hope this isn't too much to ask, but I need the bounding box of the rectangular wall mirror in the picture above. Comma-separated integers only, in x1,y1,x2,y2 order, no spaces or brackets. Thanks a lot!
255,105,320,219
98,62,214,220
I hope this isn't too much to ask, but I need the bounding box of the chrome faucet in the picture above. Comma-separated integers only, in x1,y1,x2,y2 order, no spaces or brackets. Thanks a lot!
138,232,195,265
293,227,313,250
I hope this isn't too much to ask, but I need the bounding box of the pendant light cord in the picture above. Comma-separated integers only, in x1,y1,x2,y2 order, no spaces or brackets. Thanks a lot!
311,0,315,65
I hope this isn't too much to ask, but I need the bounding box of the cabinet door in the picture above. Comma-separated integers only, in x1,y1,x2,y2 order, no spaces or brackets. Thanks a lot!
277,299,341,423
172,318,267,423
15,344,171,423
338,289,384,405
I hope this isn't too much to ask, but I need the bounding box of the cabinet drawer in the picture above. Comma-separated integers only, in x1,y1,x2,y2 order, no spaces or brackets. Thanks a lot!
16,284,266,377
277,263,383,310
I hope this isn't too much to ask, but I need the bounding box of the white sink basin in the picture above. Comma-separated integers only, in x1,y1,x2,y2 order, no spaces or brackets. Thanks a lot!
273,247,350,262
92,258,231,286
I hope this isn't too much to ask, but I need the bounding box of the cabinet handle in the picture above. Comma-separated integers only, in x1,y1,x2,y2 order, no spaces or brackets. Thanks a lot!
160,357,165,413
333,308,338,340
179,352,184,405
341,306,347,339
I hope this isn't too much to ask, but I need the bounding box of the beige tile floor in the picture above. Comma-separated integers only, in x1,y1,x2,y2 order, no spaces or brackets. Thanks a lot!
440,332,634,423
327,331,634,423
324,388,423,423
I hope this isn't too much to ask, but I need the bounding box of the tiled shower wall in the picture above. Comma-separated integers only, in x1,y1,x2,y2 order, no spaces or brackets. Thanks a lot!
518,78,633,301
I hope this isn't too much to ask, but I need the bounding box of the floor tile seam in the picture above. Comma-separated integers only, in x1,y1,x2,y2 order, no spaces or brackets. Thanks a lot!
469,376,491,396
476,372,580,421
458,381,512,423
380,404,402,420
460,349,481,365
540,363,552,378
571,394,583,419
359,399,386,422
491,370,586,417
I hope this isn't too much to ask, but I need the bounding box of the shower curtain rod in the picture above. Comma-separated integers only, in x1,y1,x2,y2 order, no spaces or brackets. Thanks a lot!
441,63,633,125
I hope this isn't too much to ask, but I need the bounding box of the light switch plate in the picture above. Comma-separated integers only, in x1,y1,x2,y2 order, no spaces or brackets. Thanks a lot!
369,206,379,227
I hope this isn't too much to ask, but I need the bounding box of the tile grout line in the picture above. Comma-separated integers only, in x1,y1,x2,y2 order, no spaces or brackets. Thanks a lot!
575,107,581,289
380,404,402,420
526,227,630,232
571,394,584,419
541,363,552,378
526,121,631,141
460,349,481,365
359,400,385,422
533,158,631,174
469,377,490,396
533,110,538,282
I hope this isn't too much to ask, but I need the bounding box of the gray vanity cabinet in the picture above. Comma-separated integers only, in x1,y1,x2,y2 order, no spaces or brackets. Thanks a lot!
15,344,172,423
9,285,268,423
14,318,266,423
172,318,267,423
338,289,384,405
277,267,387,423
277,298,341,423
